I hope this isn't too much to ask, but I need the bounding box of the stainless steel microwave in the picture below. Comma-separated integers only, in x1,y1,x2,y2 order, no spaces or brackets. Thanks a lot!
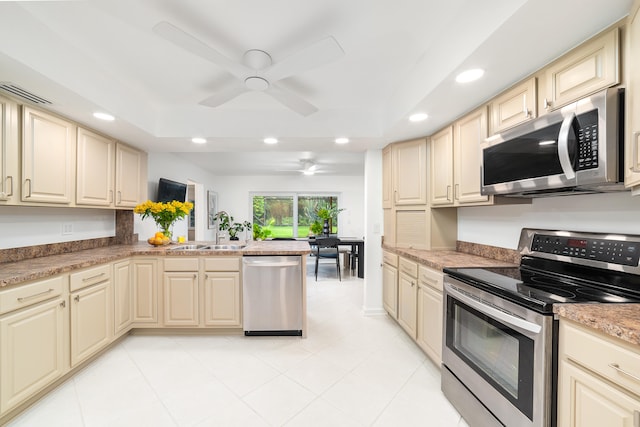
481,88,625,197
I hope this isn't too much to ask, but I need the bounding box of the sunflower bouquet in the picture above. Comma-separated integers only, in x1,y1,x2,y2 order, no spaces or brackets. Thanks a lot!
134,200,193,243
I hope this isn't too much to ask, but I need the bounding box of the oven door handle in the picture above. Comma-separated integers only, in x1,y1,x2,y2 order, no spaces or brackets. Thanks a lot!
446,285,542,335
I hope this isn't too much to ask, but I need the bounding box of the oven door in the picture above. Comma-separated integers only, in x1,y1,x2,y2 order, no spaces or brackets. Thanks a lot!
442,277,555,427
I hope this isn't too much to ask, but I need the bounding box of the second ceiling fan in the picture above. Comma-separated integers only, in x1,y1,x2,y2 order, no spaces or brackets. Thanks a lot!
153,21,344,116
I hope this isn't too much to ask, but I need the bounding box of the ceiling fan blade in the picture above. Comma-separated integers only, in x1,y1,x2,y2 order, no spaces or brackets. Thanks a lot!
199,83,248,108
264,36,344,82
153,21,250,78
266,83,318,116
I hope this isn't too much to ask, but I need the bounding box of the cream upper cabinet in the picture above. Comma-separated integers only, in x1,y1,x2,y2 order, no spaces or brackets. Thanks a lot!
557,319,640,427
113,259,133,337
382,144,393,209
397,257,418,338
132,258,158,324
416,266,443,365
489,78,536,135
626,0,640,188
382,251,398,319
203,257,242,327
76,127,115,207
392,138,427,206
22,107,76,204
0,95,18,204
543,27,619,112
429,126,454,206
453,106,490,205
115,142,147,208
0,275,69,415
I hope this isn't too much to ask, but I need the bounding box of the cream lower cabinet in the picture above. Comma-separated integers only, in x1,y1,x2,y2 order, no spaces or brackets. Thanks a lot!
163,258,199,326
397,257,418,338
0,94,19,204
558,319,640,427
0,275,68,415
382,251,398,319
132,258,158,324
203,257,242,327
69,265,113,367
416,266,443,365
113,259,133,336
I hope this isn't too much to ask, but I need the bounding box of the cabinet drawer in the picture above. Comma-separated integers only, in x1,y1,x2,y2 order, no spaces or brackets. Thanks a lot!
399,257,418,278
0,275,66,315
203,257,241,272
70,264,112,292
561,320,640,396
418,265,443,292
383,251,398,267
163,257,199,272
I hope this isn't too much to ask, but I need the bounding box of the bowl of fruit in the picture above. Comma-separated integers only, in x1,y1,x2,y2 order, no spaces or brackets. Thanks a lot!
147,232,171,246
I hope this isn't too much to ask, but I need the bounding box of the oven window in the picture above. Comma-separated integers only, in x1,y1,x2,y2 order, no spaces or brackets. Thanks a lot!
446,297,534,419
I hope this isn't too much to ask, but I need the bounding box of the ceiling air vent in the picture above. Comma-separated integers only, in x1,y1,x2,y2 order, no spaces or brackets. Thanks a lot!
0,82,52,105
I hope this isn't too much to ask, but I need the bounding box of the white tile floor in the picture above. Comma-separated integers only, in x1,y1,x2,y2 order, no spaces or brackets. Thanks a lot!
8,260,470,427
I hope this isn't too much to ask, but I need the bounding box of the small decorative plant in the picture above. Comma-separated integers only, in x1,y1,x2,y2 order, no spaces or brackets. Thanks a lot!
316,206,344,235
253,223,273,240
310,221,323,235
213,211,251,240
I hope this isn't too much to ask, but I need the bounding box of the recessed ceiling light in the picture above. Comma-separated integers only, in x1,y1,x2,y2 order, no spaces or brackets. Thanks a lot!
335,137,349,144
191,137,206,144
409,113,428,122
264,137,278,144
93,112,115,121
455,68,485,83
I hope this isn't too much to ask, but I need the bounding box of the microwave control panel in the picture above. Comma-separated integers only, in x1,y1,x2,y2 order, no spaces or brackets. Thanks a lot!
576,109,598,171
531,233,640,266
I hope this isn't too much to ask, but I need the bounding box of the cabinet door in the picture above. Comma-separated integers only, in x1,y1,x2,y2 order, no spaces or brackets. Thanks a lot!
70,281,112,367
22,107,76,204
489,78,536,134
382,145,393,209
393,138,427,205
429,126,454,206
115,143,146,208
203,272,241,327
0,95,18,204
397,271,417,338
454,107,490,205
113,260,133,336
382,263,398,319
132,259,158,323
76,127,115,206
544,28,619,111
558,360,640,427
163,272,199,326
417,284,443,365
626,2,640,188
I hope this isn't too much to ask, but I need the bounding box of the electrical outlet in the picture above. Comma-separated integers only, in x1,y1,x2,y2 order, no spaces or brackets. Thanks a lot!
62,223,73,235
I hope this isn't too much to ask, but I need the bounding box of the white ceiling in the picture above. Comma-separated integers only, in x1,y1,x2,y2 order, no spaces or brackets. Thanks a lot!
0,0,633,176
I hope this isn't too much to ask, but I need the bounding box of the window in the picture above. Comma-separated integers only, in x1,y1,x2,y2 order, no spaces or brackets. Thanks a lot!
251,193,341,238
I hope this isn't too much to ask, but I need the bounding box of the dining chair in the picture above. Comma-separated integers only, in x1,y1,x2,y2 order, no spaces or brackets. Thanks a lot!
314,237,341,281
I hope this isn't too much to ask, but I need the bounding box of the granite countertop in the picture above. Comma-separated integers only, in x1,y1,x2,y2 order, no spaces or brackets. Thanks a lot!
0,240,311,288
382,245,518,271
554,304,640,346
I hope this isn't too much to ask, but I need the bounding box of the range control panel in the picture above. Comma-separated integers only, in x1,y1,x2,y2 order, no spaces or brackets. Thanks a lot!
531,233,640,266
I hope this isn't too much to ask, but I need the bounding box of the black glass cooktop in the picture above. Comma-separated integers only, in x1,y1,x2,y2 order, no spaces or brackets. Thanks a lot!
444,257,640,314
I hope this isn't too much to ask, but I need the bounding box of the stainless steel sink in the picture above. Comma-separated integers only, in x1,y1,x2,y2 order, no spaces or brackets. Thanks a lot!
201,244,246,250
168,244,209,250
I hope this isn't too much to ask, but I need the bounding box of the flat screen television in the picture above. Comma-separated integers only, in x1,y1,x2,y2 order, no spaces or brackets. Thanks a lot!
156,178,187,202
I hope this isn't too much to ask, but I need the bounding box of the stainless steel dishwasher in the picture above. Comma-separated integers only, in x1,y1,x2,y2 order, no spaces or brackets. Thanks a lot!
242,255,302,336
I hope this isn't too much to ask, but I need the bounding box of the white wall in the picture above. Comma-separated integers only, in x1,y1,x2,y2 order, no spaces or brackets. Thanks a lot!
363,149,384,315
458,191,640,249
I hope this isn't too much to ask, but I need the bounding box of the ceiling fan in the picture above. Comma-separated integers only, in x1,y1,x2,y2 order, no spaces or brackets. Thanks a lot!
277,159,327,175
153,21,344,116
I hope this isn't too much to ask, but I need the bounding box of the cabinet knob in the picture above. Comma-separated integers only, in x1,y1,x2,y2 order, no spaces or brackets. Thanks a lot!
74,295,80,302
60,300,66,308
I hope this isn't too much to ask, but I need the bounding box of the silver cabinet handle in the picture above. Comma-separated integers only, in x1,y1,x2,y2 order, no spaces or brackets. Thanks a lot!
17,288,54,302
608,363,640,383
117,191,122,204
82,272,106,282
446,185,451,201
24,178,32,198
631,132,640,173
6,175,13,197
109,189,113,203
454,184,459,201
544,98,551,110
558,113,576,180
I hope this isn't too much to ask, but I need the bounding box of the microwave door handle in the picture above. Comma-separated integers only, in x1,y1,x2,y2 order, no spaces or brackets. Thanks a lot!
445,284,542,335
558,113,576,180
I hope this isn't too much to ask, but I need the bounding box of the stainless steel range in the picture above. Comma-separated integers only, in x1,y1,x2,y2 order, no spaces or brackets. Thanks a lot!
442,228,640,427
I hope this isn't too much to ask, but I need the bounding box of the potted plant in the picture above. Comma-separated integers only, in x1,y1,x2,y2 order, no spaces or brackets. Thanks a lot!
213,211,251,240
316,206,344,236
134,199,193,244
309,220,323,236
252,223,273,240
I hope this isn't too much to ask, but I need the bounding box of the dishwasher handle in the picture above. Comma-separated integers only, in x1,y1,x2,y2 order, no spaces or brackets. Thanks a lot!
243,259,300,268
